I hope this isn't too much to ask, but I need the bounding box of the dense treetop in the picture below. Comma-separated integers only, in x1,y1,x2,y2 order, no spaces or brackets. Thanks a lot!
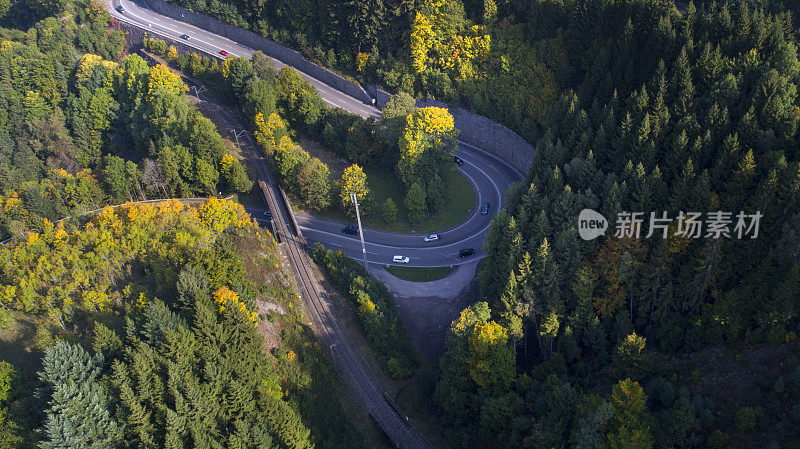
0,198,364,448
431,1,800,447
0,3,364,447
0,0,251,239
4,0,800,447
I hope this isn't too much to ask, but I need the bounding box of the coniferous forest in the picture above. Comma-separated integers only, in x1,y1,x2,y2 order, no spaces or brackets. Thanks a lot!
1,0,800,448
0,0,359,447
162,0,800,446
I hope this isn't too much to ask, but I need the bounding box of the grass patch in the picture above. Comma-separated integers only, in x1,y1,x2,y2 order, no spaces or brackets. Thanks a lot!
0,311,41,382
384,265,456,282
319,166,475,233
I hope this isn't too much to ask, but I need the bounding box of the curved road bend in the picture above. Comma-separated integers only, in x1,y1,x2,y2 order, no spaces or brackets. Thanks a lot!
104,1,523,445
105,0,523,267
296,143,520,267
109,0,378,117
197,103,432,447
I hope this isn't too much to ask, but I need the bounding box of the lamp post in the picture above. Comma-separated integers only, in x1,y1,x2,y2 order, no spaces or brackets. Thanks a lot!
351,193,368,269
230,128,247,147
191,85,206,100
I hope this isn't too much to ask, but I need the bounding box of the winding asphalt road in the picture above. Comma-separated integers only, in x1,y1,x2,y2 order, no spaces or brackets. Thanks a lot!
105,0,523,268
101,1,526,447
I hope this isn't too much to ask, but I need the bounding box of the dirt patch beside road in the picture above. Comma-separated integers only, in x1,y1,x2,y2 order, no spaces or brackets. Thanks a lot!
297,136,350,177
371,261,480,361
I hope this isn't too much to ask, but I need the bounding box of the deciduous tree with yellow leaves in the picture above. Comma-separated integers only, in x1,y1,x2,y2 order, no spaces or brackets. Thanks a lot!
398,107,459,185
254,112,289,156
0,199,258,327
409,0,490,79
146,63,187,100
340,164,369,213
467,319,515,391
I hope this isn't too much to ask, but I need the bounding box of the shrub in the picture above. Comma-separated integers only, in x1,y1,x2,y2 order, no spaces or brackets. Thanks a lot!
166,45,178,61
707,430,729,449
144,37,168,56
382,197,397,222
310,244,417,379
426,175,447,212
405,182,427,224
735,406,763,432
387,357,411,379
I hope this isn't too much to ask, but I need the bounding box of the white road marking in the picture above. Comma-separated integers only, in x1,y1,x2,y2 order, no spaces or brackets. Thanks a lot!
118,1,238,56
300,226,484,252
458,140,526,179
462,155,502,210
110,0,519,266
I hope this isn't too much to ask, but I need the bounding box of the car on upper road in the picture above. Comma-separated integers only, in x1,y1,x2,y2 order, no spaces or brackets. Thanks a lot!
342,225,358,235
180,34,190,40
480,202,491,215
423,233,439,242
458,248,475,258
219,50,229,56
263,209,271,217
454,156,464,166
392,255,410,264
116,5,124,13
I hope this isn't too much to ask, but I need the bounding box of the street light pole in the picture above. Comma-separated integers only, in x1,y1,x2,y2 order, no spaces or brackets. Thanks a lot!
191,85,206,100
351,193,368,269
230,128,247,147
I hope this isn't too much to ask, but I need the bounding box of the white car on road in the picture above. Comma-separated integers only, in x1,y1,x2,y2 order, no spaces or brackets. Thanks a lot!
392,255,410,264
423,233,439,242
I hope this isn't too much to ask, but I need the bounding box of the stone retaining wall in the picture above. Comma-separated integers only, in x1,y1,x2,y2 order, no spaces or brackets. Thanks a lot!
142,0,373,105
120,22,196,56
417,98,535,174
365,84,534,173
121,4,535,174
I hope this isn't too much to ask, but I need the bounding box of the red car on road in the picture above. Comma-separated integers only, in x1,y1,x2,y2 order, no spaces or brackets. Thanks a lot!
219,50,229,56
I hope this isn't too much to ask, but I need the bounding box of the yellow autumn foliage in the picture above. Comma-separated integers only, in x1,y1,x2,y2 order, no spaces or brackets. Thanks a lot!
409,0,490,78
220,153,236,173
0,40,17,52
76,54,103,82
339,164,369,209
254,112,289,156
410,13,435,73
398,107,458,182
3,193,21,212
213,286,259,326
355,52,370,72
467,320,514,389
469,320,508,348
166,45,178,61
0,199,261,326
220,58,231,79
147,64,187,100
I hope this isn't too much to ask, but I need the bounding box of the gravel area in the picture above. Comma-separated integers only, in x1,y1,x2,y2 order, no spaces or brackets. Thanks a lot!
370,261,480,361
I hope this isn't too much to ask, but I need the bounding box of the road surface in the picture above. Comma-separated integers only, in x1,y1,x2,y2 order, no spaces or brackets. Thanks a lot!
105,0,523,267
102,1,528,447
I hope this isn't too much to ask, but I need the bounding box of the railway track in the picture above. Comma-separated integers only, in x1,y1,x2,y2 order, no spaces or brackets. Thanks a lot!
233,116,432,449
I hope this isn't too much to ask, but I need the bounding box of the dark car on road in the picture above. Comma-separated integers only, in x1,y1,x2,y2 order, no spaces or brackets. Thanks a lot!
458,248,475,257
342,225,358,235
454,156,464,166
480,202,490,215
180,34,190,40
116,5,124,13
